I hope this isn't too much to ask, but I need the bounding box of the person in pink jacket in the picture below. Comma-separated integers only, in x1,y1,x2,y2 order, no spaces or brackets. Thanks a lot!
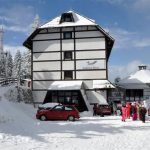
126,102,131,119
121,104,127,122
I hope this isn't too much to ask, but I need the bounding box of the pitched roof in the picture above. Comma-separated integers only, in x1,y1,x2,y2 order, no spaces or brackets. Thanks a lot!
93,80,115,89
23,10,114,59
119,69,150,84
40,10,97,28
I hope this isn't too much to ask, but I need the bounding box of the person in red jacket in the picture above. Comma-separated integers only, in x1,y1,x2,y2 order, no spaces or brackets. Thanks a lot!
148,106,150,116
126,102,131,119
121,104,127,122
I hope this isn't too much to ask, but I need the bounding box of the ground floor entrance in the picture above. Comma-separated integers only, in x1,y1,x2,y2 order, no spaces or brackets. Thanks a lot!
43,90,88,112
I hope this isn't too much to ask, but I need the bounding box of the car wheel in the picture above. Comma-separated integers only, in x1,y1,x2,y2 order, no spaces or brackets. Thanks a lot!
40,115,47,121
68,116,75,121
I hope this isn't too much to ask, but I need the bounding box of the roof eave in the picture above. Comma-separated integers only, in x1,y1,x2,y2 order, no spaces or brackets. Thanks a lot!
23,28,40,50
107,39,115,60
96,25,115,60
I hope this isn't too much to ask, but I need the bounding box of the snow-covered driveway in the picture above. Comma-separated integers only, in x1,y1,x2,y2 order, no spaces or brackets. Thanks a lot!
0,86,150,150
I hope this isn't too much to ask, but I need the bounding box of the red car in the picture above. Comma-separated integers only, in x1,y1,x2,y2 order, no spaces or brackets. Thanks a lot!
36,104,80,121
96,105,112,116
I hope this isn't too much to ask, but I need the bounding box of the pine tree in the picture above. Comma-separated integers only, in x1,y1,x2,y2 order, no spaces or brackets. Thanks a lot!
12,50,22,84
12,50,22,102
0,54,6,77
6,51,13,78
21,50,31,79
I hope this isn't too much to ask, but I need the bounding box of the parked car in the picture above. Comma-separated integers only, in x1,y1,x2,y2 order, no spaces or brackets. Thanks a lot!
96,104,112,116
36,104,80,121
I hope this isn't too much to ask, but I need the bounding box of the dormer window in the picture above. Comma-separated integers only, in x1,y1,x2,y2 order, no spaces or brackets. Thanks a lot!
60,13,74,23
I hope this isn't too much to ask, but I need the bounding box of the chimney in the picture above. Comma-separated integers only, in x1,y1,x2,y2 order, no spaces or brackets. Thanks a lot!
138,65,147,70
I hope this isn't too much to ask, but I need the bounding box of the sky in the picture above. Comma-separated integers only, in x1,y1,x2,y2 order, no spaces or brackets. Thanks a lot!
0,0,150,81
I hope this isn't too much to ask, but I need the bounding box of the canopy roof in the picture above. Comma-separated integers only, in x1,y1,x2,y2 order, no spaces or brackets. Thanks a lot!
48,81,83,90
93,80,115,89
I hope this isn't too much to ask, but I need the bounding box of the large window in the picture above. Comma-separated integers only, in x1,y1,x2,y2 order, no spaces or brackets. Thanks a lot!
51,91,79,105
44,90,88,112
126,89,143,101
64,71,73,80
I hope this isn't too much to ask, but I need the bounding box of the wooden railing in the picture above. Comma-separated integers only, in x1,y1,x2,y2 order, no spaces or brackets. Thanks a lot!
0,78,17,86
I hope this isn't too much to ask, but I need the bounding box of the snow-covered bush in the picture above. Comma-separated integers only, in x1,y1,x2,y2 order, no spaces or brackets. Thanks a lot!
4,86,33,103
4,86,18,102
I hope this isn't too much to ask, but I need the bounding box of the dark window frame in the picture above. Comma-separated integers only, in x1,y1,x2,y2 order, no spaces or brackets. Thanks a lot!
60,13,74,23
64,51,72,60
63,32,72,39
64,71,73,80
126,89,143,101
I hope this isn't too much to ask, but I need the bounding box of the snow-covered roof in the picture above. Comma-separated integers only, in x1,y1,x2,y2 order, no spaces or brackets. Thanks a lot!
38,103,61,109
93,80,115,89
23,79,31,81
23,10,114,59
119,69,150,84
48,81,83,90
40,10,96,28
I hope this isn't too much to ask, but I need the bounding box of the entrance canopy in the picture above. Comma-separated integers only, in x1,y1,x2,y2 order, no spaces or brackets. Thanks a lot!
93,80,115,89
48,81,83,90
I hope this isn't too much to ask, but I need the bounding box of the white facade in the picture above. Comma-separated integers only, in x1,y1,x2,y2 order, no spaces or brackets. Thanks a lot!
23,11,114,111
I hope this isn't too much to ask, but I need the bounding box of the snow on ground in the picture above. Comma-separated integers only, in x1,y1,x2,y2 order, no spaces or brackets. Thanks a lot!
0,86,150,150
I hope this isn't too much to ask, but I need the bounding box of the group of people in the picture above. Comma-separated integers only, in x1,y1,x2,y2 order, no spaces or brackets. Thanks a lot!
121,102,147,123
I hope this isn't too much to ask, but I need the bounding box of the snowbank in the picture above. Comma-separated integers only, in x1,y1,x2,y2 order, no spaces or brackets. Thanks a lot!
4,85,32,103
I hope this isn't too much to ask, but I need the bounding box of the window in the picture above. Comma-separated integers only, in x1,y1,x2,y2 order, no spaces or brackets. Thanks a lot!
65,106,73,111
58,97,64,103
52,96,57,102
58,91,65,96
72,96,78,105
64,71,73,80
64,51,72,60
126,89,143,101
60,13,74,23
63,32,72,39
53,105,64,111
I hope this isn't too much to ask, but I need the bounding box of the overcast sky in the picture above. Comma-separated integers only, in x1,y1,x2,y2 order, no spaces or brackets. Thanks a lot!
0,0,150,81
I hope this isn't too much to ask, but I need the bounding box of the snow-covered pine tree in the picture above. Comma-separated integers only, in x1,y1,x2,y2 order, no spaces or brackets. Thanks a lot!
26,50,31,78
21,50,31,79
0,54,6,77
12,50,22,102
12,50,22,84
5,51,13,78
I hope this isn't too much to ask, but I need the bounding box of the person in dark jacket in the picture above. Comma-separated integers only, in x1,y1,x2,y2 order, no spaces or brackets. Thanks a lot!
132,103,137,121
139,105,147,123
93,104,97,116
